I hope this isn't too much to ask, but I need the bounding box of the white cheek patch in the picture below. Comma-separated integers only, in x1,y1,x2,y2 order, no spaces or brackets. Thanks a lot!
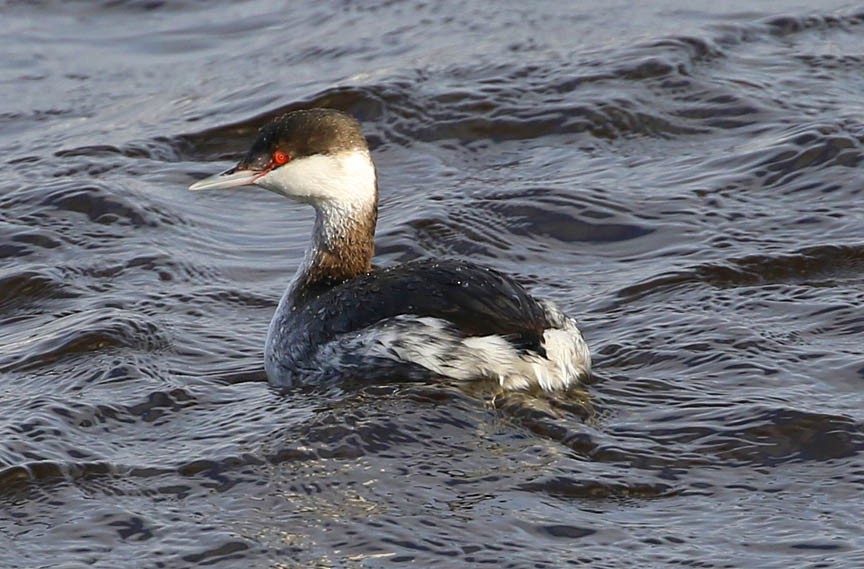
256,150,376,205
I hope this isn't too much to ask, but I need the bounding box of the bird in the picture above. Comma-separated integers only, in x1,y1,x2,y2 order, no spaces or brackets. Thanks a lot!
189,108,590,391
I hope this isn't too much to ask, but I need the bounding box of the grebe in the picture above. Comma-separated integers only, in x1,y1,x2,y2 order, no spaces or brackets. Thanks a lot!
189,109,590,391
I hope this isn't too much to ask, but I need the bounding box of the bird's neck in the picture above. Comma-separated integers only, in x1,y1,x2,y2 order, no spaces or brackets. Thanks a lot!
288,192,378,305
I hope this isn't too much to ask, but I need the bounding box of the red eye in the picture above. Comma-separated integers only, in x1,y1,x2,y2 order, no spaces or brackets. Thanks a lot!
273,150,290,165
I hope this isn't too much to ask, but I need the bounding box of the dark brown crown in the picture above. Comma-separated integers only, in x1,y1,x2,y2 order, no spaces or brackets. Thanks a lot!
238,109,368,171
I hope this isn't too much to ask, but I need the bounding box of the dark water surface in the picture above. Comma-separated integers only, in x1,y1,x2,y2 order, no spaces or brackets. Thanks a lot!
2,1,864,567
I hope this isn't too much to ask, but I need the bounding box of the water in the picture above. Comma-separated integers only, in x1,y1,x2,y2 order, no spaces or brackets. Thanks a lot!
2,1,863,567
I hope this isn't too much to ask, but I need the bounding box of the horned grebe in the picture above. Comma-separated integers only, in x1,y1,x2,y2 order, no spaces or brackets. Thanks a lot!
189,109,590,391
